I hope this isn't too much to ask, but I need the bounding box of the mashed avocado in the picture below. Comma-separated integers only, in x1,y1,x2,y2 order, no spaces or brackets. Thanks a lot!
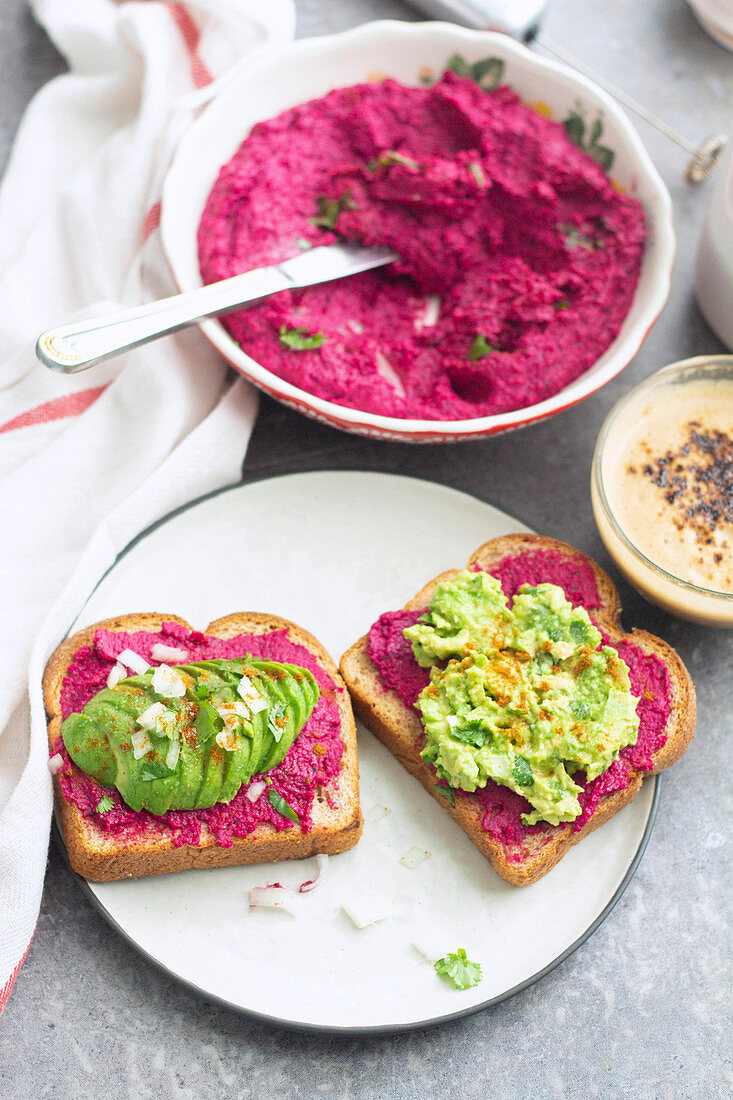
405,572,639,826
61,657,318,814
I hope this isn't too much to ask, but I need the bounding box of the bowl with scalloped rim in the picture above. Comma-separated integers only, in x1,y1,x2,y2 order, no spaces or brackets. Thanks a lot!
161,20,674,443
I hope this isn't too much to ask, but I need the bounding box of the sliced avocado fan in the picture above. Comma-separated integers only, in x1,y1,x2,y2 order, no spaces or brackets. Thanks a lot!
61,657,319,815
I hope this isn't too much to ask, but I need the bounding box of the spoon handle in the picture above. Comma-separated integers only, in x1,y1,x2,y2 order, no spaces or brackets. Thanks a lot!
36,243,397,374
36,267,288,374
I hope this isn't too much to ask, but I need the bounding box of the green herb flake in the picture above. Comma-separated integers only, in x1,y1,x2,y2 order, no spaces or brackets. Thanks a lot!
195,698,221,742
513,754,535,788
295,236,312,251
468,334,497,361
140,758,174,781
571,699,591,719
278,326,328,351
560,223,597,251
96,795,115,814
434,783,456,807
268,703,288,743
379,149,420,171
434,948,482,990
268,788,299,825
309,192,356,231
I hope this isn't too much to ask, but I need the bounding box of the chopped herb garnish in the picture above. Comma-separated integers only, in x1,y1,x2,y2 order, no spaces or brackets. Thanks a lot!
96,795,115,814
434,948,482,990
194,683,209,700
279,326,328,351
268,702,287,742
446,716,489,747
309,192,356,231
560,223,597,251
296,236,312,250
571,699,591,719
468,162,486,187
268,788,299,824
554,299,570,311
468,334,497,361
434,783,456,807
378,149,420,170
513,754,535,787
195,698,221,742
140,758,174,781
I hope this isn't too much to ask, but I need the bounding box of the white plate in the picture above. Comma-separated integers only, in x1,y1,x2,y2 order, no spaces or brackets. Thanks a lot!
161,20,674,443
62,472,657,1032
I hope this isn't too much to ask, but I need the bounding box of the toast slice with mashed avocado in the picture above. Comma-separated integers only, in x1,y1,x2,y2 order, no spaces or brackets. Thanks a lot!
339,534,695,887
44,611,362,882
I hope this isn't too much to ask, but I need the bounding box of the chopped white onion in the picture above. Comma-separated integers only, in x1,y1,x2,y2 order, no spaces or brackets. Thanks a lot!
299,853,329,893
365,804,391,824
399,847,431,869
249,885,299,915
48,753,64,775
152,664,186,698
165,739,180,771
341,902,389,930
414,294,441,331
106,661,127,690
117,648,150,675
151,643,188,663
411,942,436,964
131,728,153,760
237,675,268,713
215,728,239,753
137,702,177,737
245,780,267,803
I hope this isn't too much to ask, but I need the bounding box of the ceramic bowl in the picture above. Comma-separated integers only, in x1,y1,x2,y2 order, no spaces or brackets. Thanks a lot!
161,20,675,443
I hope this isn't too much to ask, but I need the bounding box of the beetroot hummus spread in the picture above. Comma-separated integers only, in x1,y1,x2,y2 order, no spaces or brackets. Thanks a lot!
55,623,344,847
198,72,646,421
366,549,670,861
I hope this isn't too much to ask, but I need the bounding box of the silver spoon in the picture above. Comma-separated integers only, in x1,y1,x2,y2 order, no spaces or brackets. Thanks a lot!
36,242,397,374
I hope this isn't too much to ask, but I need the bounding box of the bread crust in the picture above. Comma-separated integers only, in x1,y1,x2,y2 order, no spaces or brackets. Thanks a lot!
45,612,362,882
340,534,696,887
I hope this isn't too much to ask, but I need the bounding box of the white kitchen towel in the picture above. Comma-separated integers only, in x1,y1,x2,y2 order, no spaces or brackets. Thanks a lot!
0,0,295,1010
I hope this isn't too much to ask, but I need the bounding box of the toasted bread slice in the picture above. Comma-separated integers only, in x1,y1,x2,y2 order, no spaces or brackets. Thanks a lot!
44,612,362,882
340,535,695,887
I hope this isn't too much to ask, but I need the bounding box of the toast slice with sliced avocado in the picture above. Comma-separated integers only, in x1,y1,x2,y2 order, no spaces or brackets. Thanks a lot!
44,611,362,882
339,534,695,887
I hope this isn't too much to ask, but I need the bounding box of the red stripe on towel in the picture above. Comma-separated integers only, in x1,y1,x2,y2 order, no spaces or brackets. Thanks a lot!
143,200,161,242
0,385,108,434
0,934,34,1013
165,3,214,89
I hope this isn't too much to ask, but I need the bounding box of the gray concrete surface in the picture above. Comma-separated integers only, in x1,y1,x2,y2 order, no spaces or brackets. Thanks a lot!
1,1,731,1097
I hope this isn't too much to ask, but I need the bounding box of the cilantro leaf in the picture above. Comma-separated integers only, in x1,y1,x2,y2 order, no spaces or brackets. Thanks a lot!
268,788,299,825
279,326,327,351
513,754,535,787
434,783,456,807
195,698,221,742
309,192,356,231
446,716,489,747
468,334,497,361
96,795,115,814
571,699,591,719
268,702,288,742
434,948,482,990
140,759,174,781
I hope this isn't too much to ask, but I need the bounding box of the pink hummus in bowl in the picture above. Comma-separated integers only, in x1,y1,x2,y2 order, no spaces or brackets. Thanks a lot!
162,21,674,443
